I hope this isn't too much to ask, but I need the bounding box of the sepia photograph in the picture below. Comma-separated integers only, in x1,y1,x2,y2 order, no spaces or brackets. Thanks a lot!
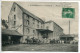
1,1,78,52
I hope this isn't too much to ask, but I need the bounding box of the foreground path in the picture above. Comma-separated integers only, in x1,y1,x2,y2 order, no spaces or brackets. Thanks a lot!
2,44,78,52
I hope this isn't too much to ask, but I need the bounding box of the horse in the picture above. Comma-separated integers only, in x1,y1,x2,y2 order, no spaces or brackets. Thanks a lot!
31,37,39,44
25,38,33,44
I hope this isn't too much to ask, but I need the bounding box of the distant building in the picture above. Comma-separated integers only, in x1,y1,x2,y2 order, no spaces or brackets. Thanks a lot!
60,34,74,44
7,2,64,43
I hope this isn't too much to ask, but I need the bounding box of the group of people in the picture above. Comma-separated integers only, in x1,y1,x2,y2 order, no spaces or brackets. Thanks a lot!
25,37,41,44
25,36,61,44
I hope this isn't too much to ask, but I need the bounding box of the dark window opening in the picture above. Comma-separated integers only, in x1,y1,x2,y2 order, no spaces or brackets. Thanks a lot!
8,16,9,23
14,7,15,11
33,30,35,33
14,15,16,19
14,21,16,26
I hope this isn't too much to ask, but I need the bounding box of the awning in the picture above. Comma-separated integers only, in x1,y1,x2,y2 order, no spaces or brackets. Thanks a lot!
36,29,53,32
60,34,74,38
2,29,22,36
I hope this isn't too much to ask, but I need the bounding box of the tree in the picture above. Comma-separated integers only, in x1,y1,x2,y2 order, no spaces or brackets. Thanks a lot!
2,19,8,29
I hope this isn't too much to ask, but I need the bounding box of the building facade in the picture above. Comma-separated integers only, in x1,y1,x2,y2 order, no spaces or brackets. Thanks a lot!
8,2,64,43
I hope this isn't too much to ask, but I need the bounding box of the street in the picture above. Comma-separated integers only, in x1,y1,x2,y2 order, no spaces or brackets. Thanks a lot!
2,44,78,52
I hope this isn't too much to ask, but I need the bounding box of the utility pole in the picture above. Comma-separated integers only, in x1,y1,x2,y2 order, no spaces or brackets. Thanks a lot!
69,20,70,35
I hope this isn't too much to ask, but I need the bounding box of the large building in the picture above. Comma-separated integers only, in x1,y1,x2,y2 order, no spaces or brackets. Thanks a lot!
8,2,64,43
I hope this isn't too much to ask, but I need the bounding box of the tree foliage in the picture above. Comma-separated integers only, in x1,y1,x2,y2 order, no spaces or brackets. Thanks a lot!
2,19,8,29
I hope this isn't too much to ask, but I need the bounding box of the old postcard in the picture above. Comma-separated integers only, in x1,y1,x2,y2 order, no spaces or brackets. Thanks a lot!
1,1,78,52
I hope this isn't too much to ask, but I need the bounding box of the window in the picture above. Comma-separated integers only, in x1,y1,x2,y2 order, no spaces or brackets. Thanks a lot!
26,20,29,25
28,29,29,33
14,15,16,19
39,22,41,28
8,16,9,23
33,18,35,24
33,30,35,33
26,15,29,20
14,7,15,11
26,28,29,34
13,15,16,27
37,21,39,28
33,30,35,35
37,25,39,28
41,23,42,28
14,21,16,26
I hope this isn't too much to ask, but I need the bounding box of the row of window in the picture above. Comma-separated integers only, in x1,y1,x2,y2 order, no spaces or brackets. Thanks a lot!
23,13,43,28
13,7,43,28
26,28,35,34
26,28,39,35
13,15,16,26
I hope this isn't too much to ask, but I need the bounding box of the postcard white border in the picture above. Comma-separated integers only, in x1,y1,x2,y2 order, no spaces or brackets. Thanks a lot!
0,0,80,53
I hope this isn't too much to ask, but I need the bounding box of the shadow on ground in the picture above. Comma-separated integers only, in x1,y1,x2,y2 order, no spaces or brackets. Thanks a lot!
2,44,78,52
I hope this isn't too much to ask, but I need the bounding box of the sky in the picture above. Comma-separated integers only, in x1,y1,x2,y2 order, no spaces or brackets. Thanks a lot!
1,1,78,34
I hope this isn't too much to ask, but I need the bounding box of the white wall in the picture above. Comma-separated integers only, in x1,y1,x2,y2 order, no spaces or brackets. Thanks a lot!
53,22,63,40
8,3,23,35
44,22,53,31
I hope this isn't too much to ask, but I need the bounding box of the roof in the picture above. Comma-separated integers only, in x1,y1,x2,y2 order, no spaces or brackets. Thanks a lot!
45,20,53,23
2,29,22,36
60,34,74,38
13,2,44,23
45,20,63,30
